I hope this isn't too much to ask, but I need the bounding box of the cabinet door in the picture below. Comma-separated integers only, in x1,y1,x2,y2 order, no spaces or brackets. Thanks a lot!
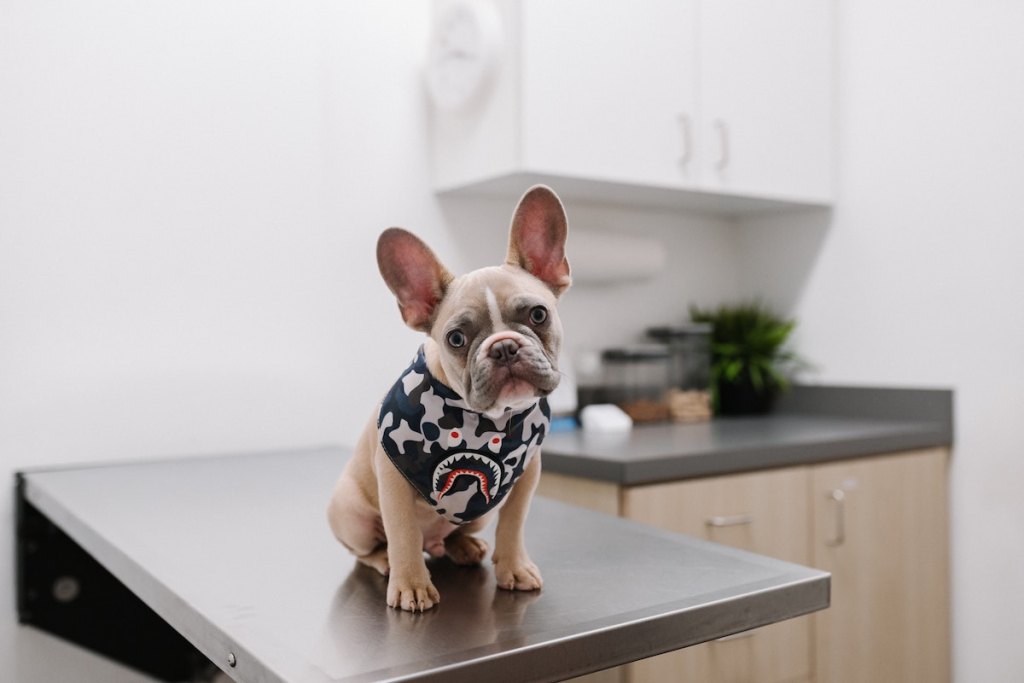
521,0,699,188
621,467,813,683
698,0,833,203
536,471,621,517
812,449,950,683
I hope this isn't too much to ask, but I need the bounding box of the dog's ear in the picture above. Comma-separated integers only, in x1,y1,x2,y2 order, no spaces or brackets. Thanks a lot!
506,185,571,296
377,228,454,332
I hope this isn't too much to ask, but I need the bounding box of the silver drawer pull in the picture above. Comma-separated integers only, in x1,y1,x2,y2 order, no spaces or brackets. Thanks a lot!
714,630,756,643
705,513,754,528
825,489,846,547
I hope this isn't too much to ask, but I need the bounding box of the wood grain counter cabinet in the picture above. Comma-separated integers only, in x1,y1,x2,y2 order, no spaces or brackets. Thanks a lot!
538,386,953,683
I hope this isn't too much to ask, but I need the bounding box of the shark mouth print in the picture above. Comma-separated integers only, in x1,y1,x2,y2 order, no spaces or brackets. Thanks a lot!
432,453,503,504
378,345,551,524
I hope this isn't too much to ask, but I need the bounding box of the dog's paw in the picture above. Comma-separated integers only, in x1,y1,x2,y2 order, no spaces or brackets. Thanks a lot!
357,546,390,576
386,571,440,612
493,555,543,592
445,534,489,566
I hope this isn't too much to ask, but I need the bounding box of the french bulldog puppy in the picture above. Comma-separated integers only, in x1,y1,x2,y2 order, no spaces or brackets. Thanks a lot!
327,185,570,612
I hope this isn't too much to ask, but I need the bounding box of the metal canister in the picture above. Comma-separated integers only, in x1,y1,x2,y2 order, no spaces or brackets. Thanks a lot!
646,324,713,422
601,345,672,423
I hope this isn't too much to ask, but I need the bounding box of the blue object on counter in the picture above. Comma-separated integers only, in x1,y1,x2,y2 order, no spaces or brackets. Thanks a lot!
549,416,579,433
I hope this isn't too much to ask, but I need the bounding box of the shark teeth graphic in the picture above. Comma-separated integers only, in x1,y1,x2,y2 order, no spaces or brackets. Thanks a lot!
439,469,490,503
431,452,503,500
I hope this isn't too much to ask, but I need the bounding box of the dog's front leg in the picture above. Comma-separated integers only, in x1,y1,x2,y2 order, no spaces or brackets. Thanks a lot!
492,453,543,591
375,447,440,611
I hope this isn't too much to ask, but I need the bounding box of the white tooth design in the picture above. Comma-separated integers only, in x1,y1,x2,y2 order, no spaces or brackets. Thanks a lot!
433,454,458,489
430,452,502,492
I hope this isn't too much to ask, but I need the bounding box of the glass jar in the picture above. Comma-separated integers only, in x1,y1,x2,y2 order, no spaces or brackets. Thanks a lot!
646,324,713,422
601,345,672,423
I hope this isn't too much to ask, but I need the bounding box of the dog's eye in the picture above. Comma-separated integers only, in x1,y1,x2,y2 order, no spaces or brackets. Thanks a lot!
446,330,466,348
529,306,548,325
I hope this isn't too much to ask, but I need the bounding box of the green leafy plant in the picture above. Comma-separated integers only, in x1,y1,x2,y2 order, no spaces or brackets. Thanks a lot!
689,301,802,396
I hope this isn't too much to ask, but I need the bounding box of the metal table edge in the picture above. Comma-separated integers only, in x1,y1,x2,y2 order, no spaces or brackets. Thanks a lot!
20,471,290,683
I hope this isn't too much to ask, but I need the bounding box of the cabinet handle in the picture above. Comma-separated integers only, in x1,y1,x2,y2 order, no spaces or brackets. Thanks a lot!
825,489,846,547
677,113,693,166
705,513,754,528
714,118,730,171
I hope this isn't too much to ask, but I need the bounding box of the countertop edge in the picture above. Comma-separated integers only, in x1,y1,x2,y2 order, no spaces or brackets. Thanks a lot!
542,423,951,486
542,386,954,486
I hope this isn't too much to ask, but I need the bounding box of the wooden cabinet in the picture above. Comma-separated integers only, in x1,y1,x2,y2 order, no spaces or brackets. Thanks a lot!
431,0,834,210
623,468,814,683
541,447,950,683
811,450,951,683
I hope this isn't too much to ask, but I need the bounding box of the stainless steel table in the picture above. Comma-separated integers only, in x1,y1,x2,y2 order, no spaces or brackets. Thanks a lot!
16,446,829,682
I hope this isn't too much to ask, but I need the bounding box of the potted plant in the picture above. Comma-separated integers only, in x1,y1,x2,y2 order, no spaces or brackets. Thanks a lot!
689,302,803,415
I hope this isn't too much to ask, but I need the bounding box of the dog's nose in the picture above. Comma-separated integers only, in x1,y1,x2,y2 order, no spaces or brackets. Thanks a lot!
488,338,520,363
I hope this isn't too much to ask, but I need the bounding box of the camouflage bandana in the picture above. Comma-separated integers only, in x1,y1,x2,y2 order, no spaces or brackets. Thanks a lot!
378,346,550,525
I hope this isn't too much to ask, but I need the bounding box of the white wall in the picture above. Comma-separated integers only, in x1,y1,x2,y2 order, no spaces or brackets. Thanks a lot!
0,2,736,680
11,1,1014,681
737,1,1024,681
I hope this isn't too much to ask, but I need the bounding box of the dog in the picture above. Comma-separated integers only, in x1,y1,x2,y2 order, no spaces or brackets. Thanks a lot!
327,185,570,612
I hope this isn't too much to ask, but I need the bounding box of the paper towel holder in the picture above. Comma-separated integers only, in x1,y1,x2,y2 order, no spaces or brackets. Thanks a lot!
569,230,666,284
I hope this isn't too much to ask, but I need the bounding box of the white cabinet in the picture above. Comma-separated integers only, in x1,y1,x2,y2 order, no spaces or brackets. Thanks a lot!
698,0,834,203
430,0,834,212
520,0,698,190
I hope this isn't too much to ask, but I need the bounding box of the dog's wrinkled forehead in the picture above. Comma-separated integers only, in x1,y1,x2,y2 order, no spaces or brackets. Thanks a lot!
433,265,558,339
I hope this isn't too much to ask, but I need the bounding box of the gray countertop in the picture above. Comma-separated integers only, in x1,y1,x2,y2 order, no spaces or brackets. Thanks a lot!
20,447,829,683
543,385,954,485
